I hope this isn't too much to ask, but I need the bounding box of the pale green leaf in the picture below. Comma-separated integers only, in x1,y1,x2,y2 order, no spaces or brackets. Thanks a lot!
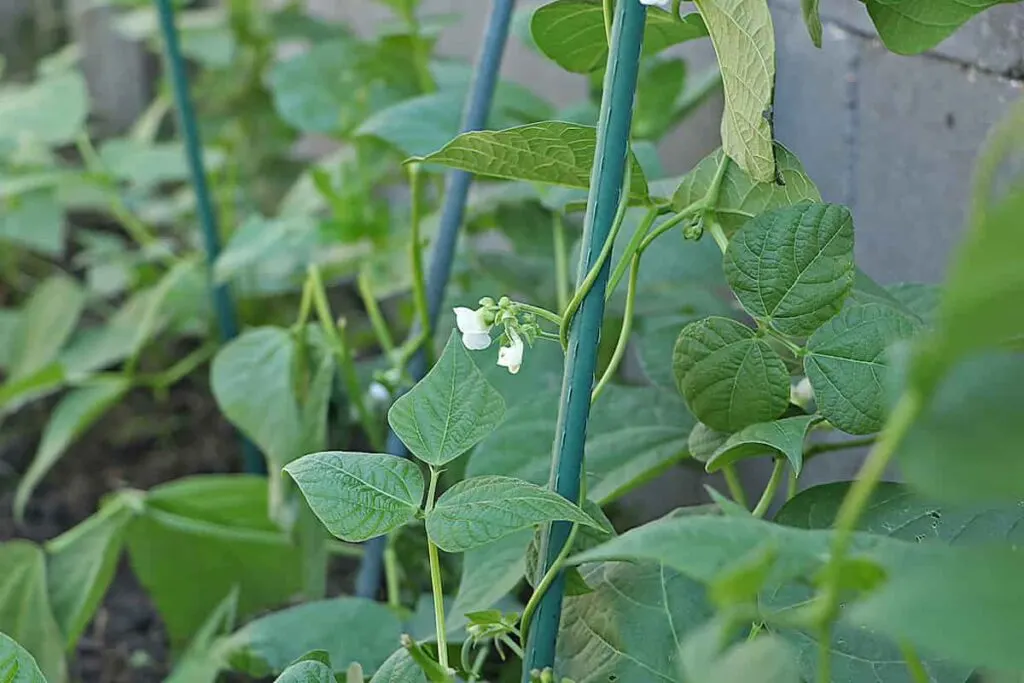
898,351,1024,503
98,138,223,189
221,598,402,677
211,327,301,469
865,0,1011,55
466,385,694,504
214,215,321,288
273,660,335,683
388,334,506,467
525,499,614,595
556,561,713,682
8,275,84,381
688,422,730,464
693,0,776,182
852,546,1024,671
672,145,821,235
44,495,137,648
0,364,65,416
805,303,921,435
845,268,921,320
801,0,822,47
410,121,650,202
126,475,305,648
0,189,64,256
701,636,800,683
672,317,790,432
452,531,531,617
530,0,707,73
425,475,599,553
369,648,427,683
0,543,67,683
14,377,130,520
0,632,48,683
0,309,18,369
885,283,940,326
724,202,855,336
0,72,87,145
285,452,424,543
706,415,817,474
164,589,239,683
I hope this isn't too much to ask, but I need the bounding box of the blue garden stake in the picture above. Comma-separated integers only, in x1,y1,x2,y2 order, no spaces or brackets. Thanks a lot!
154,0,263,474
353,0,517,600
522,0,646,676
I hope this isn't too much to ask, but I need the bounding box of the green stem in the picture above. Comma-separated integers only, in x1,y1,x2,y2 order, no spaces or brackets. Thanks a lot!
358,271,396,355
709,222,729,254
385,533,402,609
424,467,450,671
141,341,217,389
515,302,563,327
706,152,731,207
752,458,786,518
606,206,658,297
409,165,432,361
722,465,748,509
762,326,804,356
553,213,570,311
559,188,630,349
900,641,930,683
804,435,876,460
520,522,581,646
637,201,705,253
602,0,613,43
592,253,638,403
787,466,798,501
817,624,832,683
308,265,384,451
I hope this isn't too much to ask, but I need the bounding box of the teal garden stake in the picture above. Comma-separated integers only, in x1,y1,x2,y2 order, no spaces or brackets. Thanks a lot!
153,0,262,473
522,0,647,675
354,0,518,599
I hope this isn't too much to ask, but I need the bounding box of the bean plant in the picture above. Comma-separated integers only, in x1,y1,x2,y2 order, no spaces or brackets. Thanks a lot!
2,0,1023,681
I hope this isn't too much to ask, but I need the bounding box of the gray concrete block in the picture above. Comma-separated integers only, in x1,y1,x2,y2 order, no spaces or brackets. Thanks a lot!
854,42,1022,283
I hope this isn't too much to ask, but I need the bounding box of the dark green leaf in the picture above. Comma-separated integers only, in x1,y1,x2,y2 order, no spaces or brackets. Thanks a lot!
805,303,921,435
0,631,48,683
672,145,821,236
14,377,130,520
272,660,335,683
725,202,855,337
706,415,818,474
126,475,305,648
673,317,790,432
221,598,402,677
885,283,940,326
801,0,822,47
0,542,66,683
410,121,650,202
45,494,137,648
285,452,425,542
864,0,1011,55
525,500,614,596
368,647,427,683
389,334,506,467
530,0,708,73
688,422,730,464
693,0,776,181
425,476,599,553
452,531,531,617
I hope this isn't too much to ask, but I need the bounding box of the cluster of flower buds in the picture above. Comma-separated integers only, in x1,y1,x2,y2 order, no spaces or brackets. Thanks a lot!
453,296,544,374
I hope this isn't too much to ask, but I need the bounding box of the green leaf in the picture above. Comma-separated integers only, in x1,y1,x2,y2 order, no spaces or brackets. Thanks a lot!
126,475,305,648
0,309,18,370
44,495,137,648
693,0,776,182
8,275,84,381
285,452,425,542
273,660,335,683
706,415,818,474
885,283,940,326
410,121,650,202
701,636,800,683
369,648,427,683
98,138,223,189
425,475,599,553
0,189,64,256
14,377,130,520
851,545,1024,671
0,542,67,683
0,631,48,683
898,352,1024,503
211,327,302,468
672,145,821,236
466,385,694,504
388,334,506,467
164,589,239,683
0,71,88,145
525,499,614,595
805,303,921,435
633,58,687,142
725,202,856,336
556,561,713,682
0,364,65,416
672,317,790,432
214,215,322,288
530,0,708,74
452,531,531,617
801,0,822,47
864,0,1010,55
221,598,402,677
688,422,730,464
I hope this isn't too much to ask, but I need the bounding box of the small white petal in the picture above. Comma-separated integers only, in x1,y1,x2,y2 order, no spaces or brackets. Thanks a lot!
497,330,525,375
462,331,492,350
639,0,673,10
454,307,489,335
368,382,390,403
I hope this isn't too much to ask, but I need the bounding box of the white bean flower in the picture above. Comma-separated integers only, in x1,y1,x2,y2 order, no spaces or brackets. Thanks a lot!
497,329,524,375
454,306,493,350
640,0,674,12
